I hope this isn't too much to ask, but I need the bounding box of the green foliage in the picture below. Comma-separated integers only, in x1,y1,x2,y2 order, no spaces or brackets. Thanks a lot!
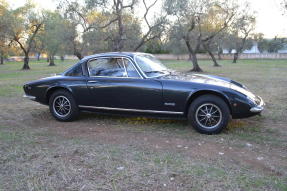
40,11,73,57
0,1,44,69
82,13,142,53
258,37,286,53
144,39,169,54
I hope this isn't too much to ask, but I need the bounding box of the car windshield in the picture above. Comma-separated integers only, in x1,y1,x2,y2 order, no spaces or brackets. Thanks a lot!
135,54,169,77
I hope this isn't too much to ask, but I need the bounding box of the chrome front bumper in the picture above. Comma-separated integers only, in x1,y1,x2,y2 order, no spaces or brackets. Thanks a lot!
250,96,265,113
23,94,36,101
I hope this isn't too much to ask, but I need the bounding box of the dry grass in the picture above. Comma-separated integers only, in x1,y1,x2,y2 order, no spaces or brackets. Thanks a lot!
0,59,287,191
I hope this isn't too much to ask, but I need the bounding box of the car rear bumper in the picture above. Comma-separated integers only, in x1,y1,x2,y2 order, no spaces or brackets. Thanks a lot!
250,96,265,113
23,94,36,101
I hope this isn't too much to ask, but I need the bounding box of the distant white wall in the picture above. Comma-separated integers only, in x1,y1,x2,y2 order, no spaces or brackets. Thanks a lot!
154,53,287,60
243,43,260,54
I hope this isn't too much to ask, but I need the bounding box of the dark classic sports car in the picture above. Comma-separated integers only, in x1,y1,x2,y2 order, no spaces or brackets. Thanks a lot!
23,52,264,134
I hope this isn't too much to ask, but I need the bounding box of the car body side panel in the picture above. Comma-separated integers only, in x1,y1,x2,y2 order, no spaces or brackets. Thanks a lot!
158,80,196,112
86,77,163,110
159,80,233,112
24,76,90,105
159,79,255,118
48,77,90,106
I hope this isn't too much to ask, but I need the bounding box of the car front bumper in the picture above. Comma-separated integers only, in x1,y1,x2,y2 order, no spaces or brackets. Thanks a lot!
250,96,265,113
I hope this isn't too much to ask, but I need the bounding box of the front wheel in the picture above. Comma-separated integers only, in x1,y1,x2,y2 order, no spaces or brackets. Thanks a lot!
49,90,79,121
188,95,230,134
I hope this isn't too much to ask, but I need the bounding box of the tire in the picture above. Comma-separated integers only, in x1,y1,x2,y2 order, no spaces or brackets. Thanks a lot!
187,94,230,134
49,90,79,121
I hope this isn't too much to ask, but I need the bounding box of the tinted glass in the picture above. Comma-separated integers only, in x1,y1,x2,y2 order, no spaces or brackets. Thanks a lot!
88,57,140,78
66,64,83,77
135,54,169,77
122,58,141,78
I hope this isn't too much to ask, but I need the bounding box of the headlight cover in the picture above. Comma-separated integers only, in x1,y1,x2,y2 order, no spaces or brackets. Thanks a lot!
230,84,257,104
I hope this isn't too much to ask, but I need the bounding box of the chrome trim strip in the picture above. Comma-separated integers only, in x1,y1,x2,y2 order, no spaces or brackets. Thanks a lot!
78,105,184,115
23,94,36,100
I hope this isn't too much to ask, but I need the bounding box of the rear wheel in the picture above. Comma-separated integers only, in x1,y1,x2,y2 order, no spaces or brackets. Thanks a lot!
49,90,79,121
188,95,230,134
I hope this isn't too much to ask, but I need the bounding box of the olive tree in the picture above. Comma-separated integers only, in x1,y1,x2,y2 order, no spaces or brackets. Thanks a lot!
229,3,255,63
57,0,94,59
165,0,236,72
40,11,72,66
0,0,10,64
58,0,166,55
82,13,142,53
5,3,43,69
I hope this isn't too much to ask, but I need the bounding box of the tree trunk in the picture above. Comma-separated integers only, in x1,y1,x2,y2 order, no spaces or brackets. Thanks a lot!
233,52,239,63
22,54,30,70
190,52,203,72
218,52,222,60
188,53,192,61
208,50,220,67
217,46,222,60
185,39,203,72
117,9,124,51
37,52,41,61
49,55,55,66
203,43,220,67
74,51,83,60
60,55,65,61
0,55,4,65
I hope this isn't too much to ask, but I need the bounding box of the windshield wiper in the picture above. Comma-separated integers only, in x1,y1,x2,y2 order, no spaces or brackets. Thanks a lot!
145,71,166,74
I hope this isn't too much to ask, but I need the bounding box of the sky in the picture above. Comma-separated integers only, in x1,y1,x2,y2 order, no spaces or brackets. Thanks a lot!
9,0,287,38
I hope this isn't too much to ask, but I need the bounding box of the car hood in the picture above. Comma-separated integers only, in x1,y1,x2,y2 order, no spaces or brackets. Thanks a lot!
159,73,257,99
160,73,235,87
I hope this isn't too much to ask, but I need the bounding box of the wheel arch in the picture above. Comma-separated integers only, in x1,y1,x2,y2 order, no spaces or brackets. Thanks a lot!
45,86,74,104
184,90,232,116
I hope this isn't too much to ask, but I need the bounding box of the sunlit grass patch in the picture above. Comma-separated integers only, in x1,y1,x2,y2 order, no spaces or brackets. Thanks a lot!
118,116,179,125
227,119,247,130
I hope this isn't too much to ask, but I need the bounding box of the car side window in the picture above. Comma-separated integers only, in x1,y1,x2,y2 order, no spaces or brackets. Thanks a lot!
66,64,83,77
122,58,141,78
88,57,140,78
88,58,126,77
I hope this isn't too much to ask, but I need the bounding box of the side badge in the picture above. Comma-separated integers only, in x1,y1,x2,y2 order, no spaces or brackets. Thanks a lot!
164,102,176,106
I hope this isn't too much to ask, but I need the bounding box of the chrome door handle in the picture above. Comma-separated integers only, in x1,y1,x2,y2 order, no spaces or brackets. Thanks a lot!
88,80,99,83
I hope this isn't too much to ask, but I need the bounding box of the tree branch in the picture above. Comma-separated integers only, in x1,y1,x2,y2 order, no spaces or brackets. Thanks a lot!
27,23,43,53
13,36,27,55
134,0,166,51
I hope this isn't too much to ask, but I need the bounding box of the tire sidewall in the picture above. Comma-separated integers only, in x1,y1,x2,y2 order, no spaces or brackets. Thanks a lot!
188,95,230,134
49,90,79,121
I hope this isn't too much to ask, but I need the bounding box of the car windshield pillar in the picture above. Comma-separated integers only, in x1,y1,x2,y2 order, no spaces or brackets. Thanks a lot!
134,54,168,78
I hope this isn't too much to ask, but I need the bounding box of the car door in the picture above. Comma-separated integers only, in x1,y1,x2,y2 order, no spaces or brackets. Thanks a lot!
85,56,163,111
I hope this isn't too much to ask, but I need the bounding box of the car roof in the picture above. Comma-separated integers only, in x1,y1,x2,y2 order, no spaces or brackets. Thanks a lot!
81,52,152,62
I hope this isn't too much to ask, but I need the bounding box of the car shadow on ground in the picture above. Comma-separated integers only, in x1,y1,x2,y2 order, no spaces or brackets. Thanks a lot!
28,107,252,136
